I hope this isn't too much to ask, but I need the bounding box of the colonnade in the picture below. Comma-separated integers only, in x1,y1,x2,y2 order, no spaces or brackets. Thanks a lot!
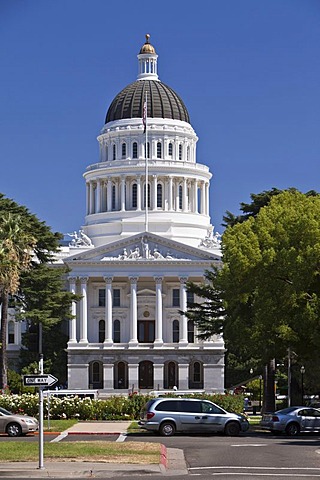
85,175,209,216
68,276,189,347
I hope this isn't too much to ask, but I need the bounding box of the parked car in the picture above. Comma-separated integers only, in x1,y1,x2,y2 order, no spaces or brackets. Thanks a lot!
139,397,249,436
0,407,38,437
261,406,320,436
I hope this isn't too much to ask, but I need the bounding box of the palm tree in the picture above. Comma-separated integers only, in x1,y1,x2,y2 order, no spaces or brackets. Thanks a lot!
0,213,35,390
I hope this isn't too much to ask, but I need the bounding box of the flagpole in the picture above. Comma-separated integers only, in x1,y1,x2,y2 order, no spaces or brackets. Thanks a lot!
144,93,148,232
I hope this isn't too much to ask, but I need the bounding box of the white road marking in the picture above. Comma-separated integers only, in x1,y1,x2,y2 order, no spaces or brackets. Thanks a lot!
190,466,320,471
231,444,267,447
116,433,127,442
50,432,68,442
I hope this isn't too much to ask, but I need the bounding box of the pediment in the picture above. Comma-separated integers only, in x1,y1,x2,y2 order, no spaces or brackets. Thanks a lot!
63,232,220,264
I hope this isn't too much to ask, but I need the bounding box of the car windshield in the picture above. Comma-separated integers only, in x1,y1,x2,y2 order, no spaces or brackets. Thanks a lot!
0,407,13,416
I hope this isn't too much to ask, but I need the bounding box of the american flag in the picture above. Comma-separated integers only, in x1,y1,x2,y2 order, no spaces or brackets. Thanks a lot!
142,100,147,133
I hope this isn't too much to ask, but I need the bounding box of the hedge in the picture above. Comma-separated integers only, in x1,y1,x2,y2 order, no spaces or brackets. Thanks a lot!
0,392,245,420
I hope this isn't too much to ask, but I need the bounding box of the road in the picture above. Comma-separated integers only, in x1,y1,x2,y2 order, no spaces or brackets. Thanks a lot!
1,430,320,478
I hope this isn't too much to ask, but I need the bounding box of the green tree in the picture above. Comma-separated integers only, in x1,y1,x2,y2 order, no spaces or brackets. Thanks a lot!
0,212,36,390
220,190,320,411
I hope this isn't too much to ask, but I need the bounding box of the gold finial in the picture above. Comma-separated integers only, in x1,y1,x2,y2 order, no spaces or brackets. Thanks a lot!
139,33,156,54
145,33,150,43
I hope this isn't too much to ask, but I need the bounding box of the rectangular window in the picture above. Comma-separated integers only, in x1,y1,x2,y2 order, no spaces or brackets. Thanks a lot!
99,289,106,307
172,288,180,307
113,288,120,307
187,291,194,305
138,321,155,342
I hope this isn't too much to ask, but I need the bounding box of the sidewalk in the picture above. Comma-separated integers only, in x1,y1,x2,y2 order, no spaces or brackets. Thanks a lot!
0,422,188,478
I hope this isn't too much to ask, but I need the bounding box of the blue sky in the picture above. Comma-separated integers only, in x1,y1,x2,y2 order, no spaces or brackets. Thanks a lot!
1,0,319,235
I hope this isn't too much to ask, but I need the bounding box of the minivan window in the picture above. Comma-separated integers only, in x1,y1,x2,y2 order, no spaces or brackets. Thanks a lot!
201,401,225,414
155,400,180,412
180,401,201,413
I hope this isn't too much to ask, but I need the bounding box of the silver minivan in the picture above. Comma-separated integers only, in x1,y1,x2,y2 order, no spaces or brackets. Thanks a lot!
139,397,249,436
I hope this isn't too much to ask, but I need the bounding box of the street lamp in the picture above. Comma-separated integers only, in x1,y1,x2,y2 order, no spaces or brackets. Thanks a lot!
300,366,305,405
249,368,253,375
259,375,262,411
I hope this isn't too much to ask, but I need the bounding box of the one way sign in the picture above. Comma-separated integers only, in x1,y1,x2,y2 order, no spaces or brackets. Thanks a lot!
23,374,58,387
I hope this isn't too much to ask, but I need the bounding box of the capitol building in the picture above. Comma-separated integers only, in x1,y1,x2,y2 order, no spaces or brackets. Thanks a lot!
11,35,225,394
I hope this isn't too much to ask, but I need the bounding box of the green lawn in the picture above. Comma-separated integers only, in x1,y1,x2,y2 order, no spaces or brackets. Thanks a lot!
0,441,160,464
43,419,78,432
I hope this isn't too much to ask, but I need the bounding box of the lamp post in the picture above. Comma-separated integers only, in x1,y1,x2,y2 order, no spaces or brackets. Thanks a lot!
259,375,262,411
300,366,305,405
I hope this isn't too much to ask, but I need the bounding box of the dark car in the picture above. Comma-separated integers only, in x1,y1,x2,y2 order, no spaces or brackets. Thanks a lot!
139,397,249,436
261,406,320,436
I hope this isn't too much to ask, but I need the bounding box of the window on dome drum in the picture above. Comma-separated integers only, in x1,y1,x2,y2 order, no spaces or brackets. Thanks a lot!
172,320,179,343
188,320,195,343
157,142,162,159
113,289,120,307
112,185,116,210
132,183,137,208
157,184,162,208
187,146,190,161
187,291,194,306
179,144,182,160
172,288,180,307
179,185,183,210
168,142,173,157
132,142,138,159
99,319,105,343
144,142,150,158
113,144,116,160
144,183,151,208
8,321,15,344
113,319,121,343
99,289,106,307
122,143,126,159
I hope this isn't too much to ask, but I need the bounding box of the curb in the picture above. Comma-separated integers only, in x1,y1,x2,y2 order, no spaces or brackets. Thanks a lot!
160,444,168,469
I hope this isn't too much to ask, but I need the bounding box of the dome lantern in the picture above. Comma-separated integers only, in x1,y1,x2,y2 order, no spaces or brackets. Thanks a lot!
137,33,159,81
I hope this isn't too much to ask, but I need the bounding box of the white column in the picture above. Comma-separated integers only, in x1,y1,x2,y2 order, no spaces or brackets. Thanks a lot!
102,180,107,212
129,277,138,347
128,364,139,392
104,276,113,346
107,178,112,212
120,176,126,211
89,182,95,214
178,363,189,389
103,364,114,391
168,176,173,211
154,277,163,347
193,179,198,213
182,177,187,212
79,277,88,344
152,175,157,210
115,180,119,210
68,277,77,343
200,182,205,214
205,182,209,215
175,180,180,211
153,364,164,390
179,277,188,346
137,176,141,211
96,179,102,213
86,183,90,215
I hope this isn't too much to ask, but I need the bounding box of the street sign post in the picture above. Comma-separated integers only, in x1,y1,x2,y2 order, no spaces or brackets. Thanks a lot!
23,374,58,387
22,372,58,470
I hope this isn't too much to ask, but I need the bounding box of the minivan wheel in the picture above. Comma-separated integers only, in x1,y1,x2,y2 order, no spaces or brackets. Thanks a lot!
285,423,300,436
159,422,176,437
6,422,22,437
224,421,241,436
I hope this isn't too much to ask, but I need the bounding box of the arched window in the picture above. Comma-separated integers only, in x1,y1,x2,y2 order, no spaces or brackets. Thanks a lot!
132,142,138,159
113,144,116,160
99,320,105,343
187,320,195,343
144,142,150,158
157,184,162,208
8,321,15,344
172,320,179,343
105,146,108,162
89,361,103,389
187,146,190,161
168,142,173,157
139,360,154,389
144,183,151,208
189,361,203,389
113,319,121,343
193,362,201,383
157,142,162,159
114,361,128,389
164,361,178,389
179,144,182,160
179,185,183,210
122,143,126,159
